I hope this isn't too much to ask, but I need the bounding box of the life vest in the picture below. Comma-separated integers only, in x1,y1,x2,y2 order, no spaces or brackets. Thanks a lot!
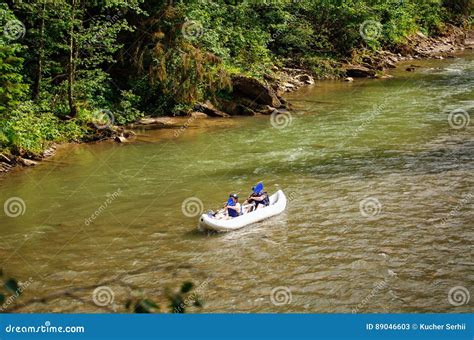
253,192,270,207
228,202,240,218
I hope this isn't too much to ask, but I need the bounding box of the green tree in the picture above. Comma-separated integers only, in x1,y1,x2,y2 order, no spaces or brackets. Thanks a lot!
0,4,28,115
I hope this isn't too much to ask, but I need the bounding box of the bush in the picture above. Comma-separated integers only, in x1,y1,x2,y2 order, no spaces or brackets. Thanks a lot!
114,90,144,125
0,102,85,155
300,55,344,79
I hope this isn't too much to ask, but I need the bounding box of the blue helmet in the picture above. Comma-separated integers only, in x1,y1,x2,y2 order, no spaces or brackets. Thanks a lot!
252,182,264,194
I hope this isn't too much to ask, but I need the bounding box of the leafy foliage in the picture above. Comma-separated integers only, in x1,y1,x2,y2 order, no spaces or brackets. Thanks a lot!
0,5,29,114
1,102,84,155
0,269,203,314
114,90,144,125
0,0,469,155
167,281,203,314
124,281,203,314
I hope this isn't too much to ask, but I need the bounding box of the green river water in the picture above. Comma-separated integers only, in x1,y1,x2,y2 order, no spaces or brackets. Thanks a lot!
0,52,472,313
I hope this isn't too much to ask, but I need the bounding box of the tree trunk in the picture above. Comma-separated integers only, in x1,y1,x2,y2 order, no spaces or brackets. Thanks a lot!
33,3,45,101
67,0,77,117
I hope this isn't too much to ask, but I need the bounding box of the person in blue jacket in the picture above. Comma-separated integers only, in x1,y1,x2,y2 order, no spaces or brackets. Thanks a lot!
226,193,241,218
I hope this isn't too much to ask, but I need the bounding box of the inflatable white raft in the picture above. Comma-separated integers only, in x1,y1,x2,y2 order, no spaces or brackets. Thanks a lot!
199,190,287,232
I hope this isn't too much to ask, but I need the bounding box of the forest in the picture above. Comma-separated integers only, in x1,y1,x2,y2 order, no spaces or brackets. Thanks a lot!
0,0,471,156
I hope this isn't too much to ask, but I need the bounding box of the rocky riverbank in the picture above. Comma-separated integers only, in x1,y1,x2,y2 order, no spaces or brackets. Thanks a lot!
135,26,473,124
343,25,472,79
0,147,56,174
1,27,472,176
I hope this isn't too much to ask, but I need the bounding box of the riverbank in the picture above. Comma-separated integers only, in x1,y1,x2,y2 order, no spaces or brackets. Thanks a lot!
1,50,472,312
1,27,472,177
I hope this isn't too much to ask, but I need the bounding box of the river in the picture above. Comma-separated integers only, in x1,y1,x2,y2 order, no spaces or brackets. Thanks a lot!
0,52,472,313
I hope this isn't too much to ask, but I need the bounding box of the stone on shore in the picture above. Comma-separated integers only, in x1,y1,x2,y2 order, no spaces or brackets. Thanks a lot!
42,146,56,158
0,153,11,163
194,101,229,117
123,131,136,139
344,65,376,78
295,74,315,85
282,82,296,91
114,136,128,143
0,162,13,172
17,157,38,167
136,117,184,128
232,76,281,107
190,111,209,119
384,60,397,68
